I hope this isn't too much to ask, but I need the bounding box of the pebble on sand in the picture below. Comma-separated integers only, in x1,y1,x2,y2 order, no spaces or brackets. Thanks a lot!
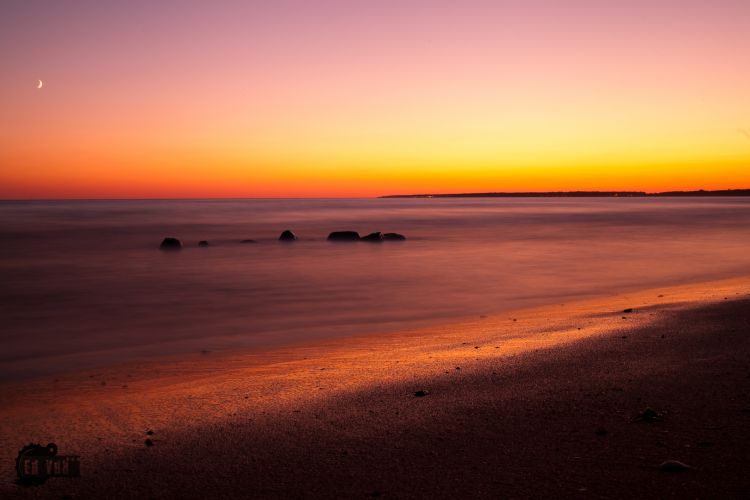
623,308,634,313
145,438,154,447
414,390,430,397
658,460,692,472
635,407,662,422
198,240,209,247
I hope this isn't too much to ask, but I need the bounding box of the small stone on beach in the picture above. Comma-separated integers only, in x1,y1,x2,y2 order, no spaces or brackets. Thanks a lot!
658,460,692,472
635,407,662,422
145,439,154,447
414,390,429,397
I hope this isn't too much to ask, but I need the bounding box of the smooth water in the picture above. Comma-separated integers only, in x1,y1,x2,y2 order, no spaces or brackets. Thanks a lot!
2,197,750,381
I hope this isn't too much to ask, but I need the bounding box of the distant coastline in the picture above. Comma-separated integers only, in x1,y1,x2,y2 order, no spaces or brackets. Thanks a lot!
381,189,750,198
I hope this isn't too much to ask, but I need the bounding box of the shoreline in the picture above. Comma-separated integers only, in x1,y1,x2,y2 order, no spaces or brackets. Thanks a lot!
2,275,750,497
2,270,747,384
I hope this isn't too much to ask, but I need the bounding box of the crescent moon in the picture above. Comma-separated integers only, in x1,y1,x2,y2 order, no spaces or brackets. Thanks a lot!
36,80,43,89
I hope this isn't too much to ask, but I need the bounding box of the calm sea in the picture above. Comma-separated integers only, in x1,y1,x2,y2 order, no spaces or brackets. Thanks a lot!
2,197,749,381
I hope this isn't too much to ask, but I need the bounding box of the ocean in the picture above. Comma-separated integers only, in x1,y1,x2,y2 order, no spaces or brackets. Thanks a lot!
2,197,749,381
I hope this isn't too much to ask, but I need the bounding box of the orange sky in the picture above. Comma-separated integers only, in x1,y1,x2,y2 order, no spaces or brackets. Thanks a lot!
1,1,750,198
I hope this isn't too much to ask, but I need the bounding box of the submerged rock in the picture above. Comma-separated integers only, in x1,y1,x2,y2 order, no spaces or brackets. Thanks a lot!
327,231,360,241
159,237,183,250
279,230,297,241
383,232,406,241
361,232,384,242
198,240,209,247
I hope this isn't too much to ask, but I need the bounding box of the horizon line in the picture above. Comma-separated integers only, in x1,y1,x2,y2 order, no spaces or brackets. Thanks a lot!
3,188,750,202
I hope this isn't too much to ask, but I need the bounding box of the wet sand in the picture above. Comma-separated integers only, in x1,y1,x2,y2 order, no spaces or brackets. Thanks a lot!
1,277,750,498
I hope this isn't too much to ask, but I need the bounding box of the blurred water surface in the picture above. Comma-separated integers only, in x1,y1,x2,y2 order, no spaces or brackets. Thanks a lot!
2,197,750,380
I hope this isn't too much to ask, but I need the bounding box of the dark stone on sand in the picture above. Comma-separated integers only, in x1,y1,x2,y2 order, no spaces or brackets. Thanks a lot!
159,237,182,250
414,390,429,397
327,231,360,241
198,240,209,247
144,439,154,447
383,232,406,241
241,239,257,244
636,407,662,422
146,430,154,435
623,308,634,313
659,460,692,472
279,230,297,241
361,232,384,242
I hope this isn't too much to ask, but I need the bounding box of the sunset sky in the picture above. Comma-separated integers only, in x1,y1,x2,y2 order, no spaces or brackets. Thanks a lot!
2,0,750,198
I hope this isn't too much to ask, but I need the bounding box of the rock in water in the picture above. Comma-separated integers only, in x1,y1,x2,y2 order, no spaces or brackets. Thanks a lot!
279,230,297,241
659,460,692,472
327,231,360,241
383,232,406,241
159,237,182,250
361,232,384,242
198,240,209,247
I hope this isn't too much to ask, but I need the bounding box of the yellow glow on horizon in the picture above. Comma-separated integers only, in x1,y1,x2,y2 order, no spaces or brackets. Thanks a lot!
3,3,750,198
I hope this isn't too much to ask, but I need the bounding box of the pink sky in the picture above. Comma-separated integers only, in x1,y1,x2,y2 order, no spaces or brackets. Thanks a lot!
2,0,750,197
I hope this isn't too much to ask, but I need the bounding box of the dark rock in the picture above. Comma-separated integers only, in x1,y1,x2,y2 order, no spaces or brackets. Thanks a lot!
240,239,257,244
144,439,154,447
361,232,384,242
159,237,182,250
414,390,429,397
327,231,360,241
198,240,209,247
383,232,406,241
658,460,692,472
623,308,634,313
279,230,297,241
145,430,154,436
635,407,662,422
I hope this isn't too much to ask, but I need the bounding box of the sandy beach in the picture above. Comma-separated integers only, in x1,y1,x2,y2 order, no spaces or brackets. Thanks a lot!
2,276,749,498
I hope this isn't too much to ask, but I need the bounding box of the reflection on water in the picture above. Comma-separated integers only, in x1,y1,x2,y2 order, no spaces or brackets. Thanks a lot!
1,197,749,380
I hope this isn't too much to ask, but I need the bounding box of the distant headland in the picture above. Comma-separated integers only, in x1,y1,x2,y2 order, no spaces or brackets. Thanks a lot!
380,189,750,198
